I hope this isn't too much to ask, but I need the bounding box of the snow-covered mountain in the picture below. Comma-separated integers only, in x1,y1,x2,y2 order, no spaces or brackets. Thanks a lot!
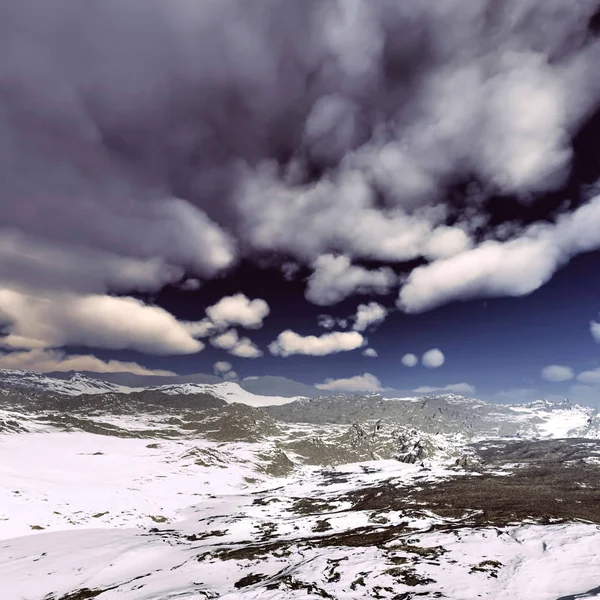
145,381,298,407
0,370,300,406
3,369,600,599
1,368,599,437
0,369,133,395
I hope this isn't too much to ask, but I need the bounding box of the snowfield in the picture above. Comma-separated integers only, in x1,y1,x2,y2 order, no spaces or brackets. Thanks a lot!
2,371,600,599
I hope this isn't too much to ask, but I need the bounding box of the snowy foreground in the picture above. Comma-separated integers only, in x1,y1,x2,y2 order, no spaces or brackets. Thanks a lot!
2,416,600,600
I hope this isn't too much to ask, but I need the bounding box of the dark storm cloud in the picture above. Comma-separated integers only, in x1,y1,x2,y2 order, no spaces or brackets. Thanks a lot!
1,0,600,306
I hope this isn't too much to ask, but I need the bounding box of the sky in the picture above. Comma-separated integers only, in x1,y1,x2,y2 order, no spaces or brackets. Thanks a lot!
2,0,600,405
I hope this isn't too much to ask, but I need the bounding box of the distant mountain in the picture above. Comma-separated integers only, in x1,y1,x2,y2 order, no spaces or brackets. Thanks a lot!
240,375,325,398
2,368,599,439
0,369,131,396
146,381,298,407
47,370,221,388
37,370,326,399
0,369,300,407
265,392,600,439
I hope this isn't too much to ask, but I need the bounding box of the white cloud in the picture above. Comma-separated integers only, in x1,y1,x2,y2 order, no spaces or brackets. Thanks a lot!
213,361,232,375
316,373,383,393
269,330,365,357
541,365,574,382
415,382,476,395
210,329,262,358
424,226,473,260
0,287,205,355
591,320,600,343
210,330,239,351
206,294,270,329
183,318,216,339
0,348,174,376
422,348,445,368
353,302,388,332
363,348,378,357
222,370,238,381
317,315,336,329
399,233,557,313
401,353,418,367
305,254,397,306
230,337,263,358
576,368,600,385
399,195,600,313
238,168,441,265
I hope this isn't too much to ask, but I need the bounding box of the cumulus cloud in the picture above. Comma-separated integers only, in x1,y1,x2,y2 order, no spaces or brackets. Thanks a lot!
269,330,365,357
316,373,383,393
0,348,174,376
213,361,233,375
206,294,270,329
422,348,445,368
305,255,397,306
399,195,600,313
210,329,262,358
415,383,476,395
184,318,216,339
0,286,205,355
541,365,575,382
401,353,418,367
210,330,239,351
363,348,378,357
424,226,473,260
213,361,239,380
353,302,388,332
230,338,263,358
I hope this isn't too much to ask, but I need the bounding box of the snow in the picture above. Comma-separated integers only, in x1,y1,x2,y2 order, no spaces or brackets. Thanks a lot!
508,402,594,438
0,369,133,396
411,523,600,600
151,380,300,406
0,431,268,540
3,370,600,599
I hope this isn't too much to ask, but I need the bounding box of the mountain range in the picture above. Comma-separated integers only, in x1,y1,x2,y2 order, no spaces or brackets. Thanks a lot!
2,367,600,600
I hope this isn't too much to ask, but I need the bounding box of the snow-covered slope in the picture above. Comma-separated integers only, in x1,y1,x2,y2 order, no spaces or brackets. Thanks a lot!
0,369,301,406
2,414,600,599
0,369,133,396
1,369,597,434
3,375,600,600
148,380,299,406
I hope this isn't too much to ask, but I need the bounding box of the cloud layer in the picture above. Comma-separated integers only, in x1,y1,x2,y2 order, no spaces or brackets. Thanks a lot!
0,348,174,376
1,0,599,328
